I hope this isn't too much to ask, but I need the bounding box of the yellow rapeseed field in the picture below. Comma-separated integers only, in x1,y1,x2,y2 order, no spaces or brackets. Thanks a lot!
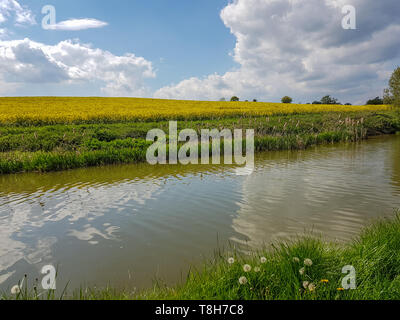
0,97,390,124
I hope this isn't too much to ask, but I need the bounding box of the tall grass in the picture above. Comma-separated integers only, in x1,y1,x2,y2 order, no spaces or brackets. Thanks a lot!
1,111,399,174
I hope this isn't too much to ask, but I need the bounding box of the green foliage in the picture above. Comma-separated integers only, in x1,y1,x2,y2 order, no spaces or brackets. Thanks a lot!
230,96,240,102
385,67,400,107
0,111,399,174
281,96,293,104
366,97,384,105
320,95,340,105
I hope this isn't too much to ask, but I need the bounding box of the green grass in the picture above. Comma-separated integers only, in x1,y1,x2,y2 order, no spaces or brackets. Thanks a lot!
1,110,399,174
3,212,400,300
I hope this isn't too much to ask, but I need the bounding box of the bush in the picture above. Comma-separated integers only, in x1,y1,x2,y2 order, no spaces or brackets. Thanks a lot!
366,97,384,105
230,96,240,102
281,96,293,104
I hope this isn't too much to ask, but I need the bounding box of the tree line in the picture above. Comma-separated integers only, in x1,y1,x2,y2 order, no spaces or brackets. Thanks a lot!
221,67,400,107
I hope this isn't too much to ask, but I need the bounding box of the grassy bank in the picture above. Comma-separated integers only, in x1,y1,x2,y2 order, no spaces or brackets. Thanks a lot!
4,212,400,300
1,110,399,174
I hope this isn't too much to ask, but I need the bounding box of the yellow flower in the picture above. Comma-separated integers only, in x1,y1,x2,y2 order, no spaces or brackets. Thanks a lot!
337,288,345,291
0,97,390,125
320,279,329,283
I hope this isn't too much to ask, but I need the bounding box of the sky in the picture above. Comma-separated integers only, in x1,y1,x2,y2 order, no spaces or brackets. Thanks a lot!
0,0,399,104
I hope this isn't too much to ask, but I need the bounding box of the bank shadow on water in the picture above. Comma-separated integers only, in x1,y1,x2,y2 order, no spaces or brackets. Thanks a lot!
0,135,400,291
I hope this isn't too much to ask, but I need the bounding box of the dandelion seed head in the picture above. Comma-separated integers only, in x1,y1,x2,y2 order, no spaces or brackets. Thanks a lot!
228,257,235,264
299,267,305,275
303,281,309,289
239,276,248,285
11,285,20,295
243,264,252,272
293,257,300,263
254,267,261,272
260,257,267,264
308,283,316,292
304,258,313,266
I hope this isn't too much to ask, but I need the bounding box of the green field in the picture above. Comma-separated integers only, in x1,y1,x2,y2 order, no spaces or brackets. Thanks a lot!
1,109,399,174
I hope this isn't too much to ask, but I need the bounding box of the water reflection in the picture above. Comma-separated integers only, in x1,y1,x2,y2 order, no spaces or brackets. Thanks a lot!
0,136,399,291
232,136,400,247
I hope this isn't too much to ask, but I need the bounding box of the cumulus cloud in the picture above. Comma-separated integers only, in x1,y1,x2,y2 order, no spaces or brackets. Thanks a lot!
46,18,108,31
155,0,400,104
0,0,35,26
0,38,155,96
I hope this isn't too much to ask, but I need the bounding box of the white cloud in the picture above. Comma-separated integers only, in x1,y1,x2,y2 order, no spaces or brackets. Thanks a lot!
155,0,400,104
0,38,155,96
46,18,108,31
0,0,35,26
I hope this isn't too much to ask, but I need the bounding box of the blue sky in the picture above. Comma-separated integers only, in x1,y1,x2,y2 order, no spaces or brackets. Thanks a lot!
0,0,399,104
9,0,237,90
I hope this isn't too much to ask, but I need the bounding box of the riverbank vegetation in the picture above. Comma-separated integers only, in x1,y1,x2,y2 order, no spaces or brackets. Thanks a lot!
0,98,399,174
3,212,400,300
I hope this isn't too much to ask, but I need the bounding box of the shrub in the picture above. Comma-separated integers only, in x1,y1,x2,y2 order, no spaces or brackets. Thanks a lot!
366,97,384,105
281,96,293,104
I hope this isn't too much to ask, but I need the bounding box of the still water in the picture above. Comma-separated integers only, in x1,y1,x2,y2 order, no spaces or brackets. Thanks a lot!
1,136,400,291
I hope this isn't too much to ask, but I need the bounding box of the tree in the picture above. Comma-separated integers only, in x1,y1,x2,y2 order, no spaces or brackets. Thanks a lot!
253,99,258,102
366,97,383,105
230,96,239,102
312,101,322,105
383,88,394,105
345,103,352,106
384,67,400,107
320,95,340,105
281,96,293,104
219,97,226,101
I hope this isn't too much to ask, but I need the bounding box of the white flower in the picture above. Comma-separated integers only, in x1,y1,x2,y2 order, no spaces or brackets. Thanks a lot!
243,264,252,272
254,267,261,272
239,276,248,285
11,285,20,295
304,259,313,266
299,267,305,275
260,257,267,264
308,283,316,292
303,281,309,289
293,257,300,263
228,257,235,265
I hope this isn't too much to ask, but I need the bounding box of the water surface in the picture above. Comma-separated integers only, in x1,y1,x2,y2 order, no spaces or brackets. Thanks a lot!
0,135,399,291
